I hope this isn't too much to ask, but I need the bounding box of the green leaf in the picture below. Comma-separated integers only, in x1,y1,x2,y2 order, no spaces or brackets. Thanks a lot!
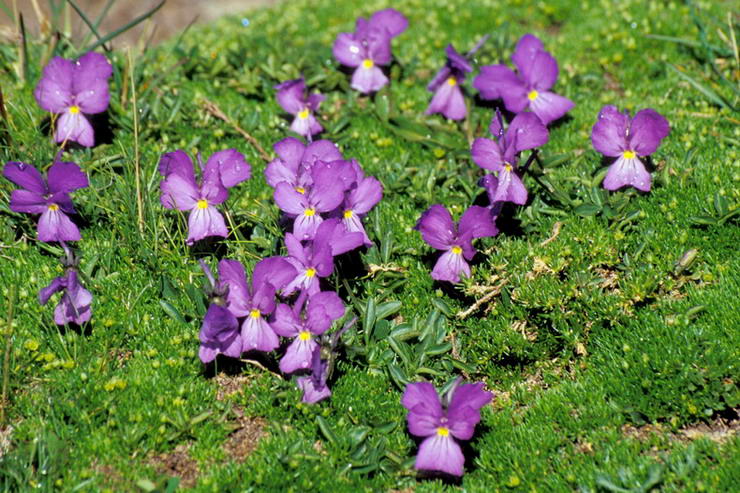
159,300,186,324
80,0,167,55
374,301,402,321
574,204,602,216
667,64,734,111
316,416,338,446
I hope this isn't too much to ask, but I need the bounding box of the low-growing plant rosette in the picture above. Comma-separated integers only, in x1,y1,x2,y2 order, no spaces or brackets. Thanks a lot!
402,380,494,476
591,105,670,192
34,52,112,147
3,158,89,243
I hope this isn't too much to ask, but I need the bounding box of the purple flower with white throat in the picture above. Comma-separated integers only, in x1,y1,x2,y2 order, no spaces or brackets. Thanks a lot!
272,291,345,374
39,268,92,326
402,380,493,476
264,138,343,191
426,44,474,120
333,8,408,93
471,111,548,205
3,158,88,242
275,78,325,138
34,52,112,147
159,149,250,245
336,169,382,246
591,105,670,192
415,205,498,283
474,34,574,125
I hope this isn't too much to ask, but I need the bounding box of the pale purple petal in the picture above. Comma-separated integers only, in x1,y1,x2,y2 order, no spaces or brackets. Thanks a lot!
297,376,331,404
528,90,574,125
415,435,465,476
71,52,112,113
473,65,521,103
497,74,529,114
275,78,306,115
333,32,364,67
427,66,452,93
342,212,371,246
53,270,92,325
432,249,470,283
506,112,549,153
207,149,251,188
303,140,343,168
365,27,393,65
446,44,473,73
494,168,528,205
55,111,94,147
285,233,309,265
629,109,670,156
253,256,296,293
160,173,198,210
458,206,497,239
368,8,408,38
217,259,251,317
279,337,318,374
47,161,88,194
293,211,324,241
524,50,558,91
306,291,345,331
187,205,228,244
401,382,443,418
73,52,112,86
307,93,325,111
446,406,479,440
241,315,279,352
290,112,322,137
39,276,66,304
9,190,47,214
591,105,629,157
38,208,81,242
312,160,357,193
415,204,455,250
511,34,545,76
158,150,196,180
271,304,301,337
3,162,46,194
471,137,505,172
351,65,388,94
199,304,241,363
200,159,229,205
313,218,363,257
348,176,382,214
34,57,74,113
603,155,651,192
426,80,466,120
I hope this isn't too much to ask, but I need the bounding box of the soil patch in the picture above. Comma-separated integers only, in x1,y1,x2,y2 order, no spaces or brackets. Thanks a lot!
148,443,199,489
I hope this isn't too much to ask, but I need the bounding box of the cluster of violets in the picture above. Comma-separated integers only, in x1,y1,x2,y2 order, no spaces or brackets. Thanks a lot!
2,6,676,480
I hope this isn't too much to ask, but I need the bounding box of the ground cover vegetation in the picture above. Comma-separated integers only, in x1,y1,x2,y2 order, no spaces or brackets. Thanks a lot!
0,0,738,490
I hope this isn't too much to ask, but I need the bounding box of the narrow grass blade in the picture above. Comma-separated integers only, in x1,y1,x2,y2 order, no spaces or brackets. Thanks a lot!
668,63,734,111
645,34,730,56
67,0,108,52
79,0,165,54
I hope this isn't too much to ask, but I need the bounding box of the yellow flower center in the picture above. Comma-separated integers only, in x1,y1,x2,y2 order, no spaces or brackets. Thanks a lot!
298,331,311,341
436,427,450,437
47,203,59,211
298,108,310,119
527,90,538,101
69,105,80,114
623,150,636,159
451,245,462,255
304,208,316,217
362,59,374,69
295,187,306,194
305,268,316,278
504,163,513,172
196,199,209,209
249,309,261,319
446,77,457,86
343,209,353,219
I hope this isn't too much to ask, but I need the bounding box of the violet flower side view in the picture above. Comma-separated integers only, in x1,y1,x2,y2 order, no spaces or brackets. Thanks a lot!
402,380,493,476
34,52,113,147
39,269,92,326
332,8,408,93
591,105,670,192
197,260,243,363
158,149,250,245
473,34,574,125
3,159,88,242
415,204,498,283
426,44,473,120
297,346,332,404
275,78,325,138
471,111,549,205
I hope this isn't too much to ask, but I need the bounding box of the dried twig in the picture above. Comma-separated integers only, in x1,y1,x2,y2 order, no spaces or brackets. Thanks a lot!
456,278,508,320
201,98,271,162
540,221,563,246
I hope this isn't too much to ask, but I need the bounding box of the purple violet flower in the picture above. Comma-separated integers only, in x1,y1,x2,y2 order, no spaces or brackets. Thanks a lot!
272,291,345,374
471,111,548,205
426,44,473,120
332,8,408,93
334,160,383,246
296,346,332,404
402,380,493,476
199,303,242,363
415,205,498,283
275,78,325,138
39,268,92,325
264,138,343,192
159,149,250,245
591,105,670,192
282,219,364,296
473,34,574,125
3,159,88,242
34,52,112,147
